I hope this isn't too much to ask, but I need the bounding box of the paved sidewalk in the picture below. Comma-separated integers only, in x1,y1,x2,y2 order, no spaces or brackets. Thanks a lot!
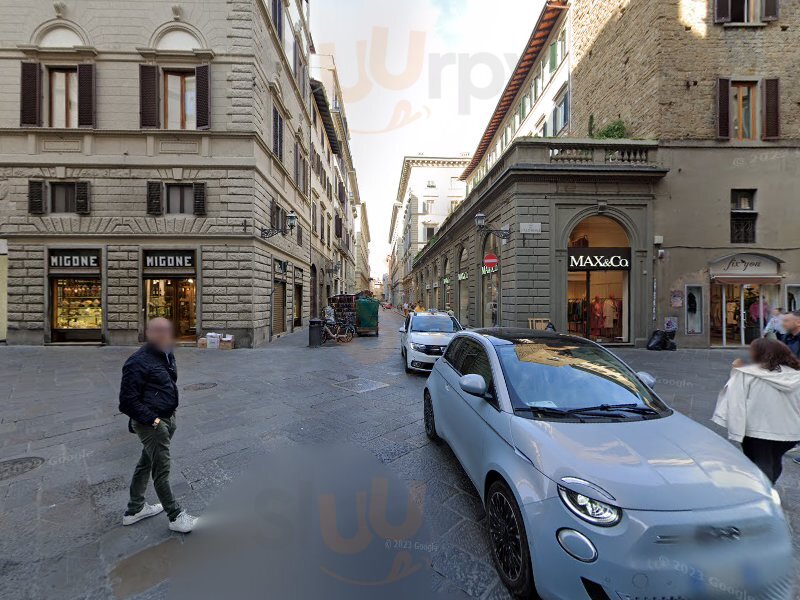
0,315,797,599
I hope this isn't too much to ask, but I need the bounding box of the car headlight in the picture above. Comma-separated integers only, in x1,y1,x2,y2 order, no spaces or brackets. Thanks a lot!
558,486,621,527
410,343,427,352
771,487,782,507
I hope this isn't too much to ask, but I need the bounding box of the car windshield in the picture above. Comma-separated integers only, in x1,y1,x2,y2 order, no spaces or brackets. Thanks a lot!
496,339,669,417
411,315,459,333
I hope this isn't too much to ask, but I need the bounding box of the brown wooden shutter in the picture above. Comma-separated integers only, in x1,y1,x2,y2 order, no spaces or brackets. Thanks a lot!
139,65,160,128
28,180,45,214
193,182,207,215
762,78,780,140
77,64,96,128
146,181,163,215
20,62,42,127
762,0,779,21
714,0,731,23
717,78,731,139
297,224,303,245
195,64,210,130
75,181,91,215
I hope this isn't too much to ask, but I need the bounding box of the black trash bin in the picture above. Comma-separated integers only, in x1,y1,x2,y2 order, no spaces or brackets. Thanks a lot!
309,318,323,347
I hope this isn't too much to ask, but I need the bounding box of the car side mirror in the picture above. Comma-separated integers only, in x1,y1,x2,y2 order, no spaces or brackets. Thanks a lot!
459,374,488,398
637,371,657,388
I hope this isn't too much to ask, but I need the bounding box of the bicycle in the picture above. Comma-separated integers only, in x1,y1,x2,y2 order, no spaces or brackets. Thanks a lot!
321,319,355,344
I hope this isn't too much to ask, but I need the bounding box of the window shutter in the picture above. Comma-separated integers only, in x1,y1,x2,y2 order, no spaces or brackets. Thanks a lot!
716,78,731,140
28,180,45,214
714,0,731,23
193,182,207,215
762,0,779,21
20,62,42,127
278,116,284,161
272,108,279,155
270,198,276,228
195,64,211,130
146,181,163,215
139,64,160,128
75,181,91,215
762,78,780,140
77,64,96,128
297,224,303,245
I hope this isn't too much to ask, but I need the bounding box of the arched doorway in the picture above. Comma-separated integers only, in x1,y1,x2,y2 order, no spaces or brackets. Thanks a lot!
457,247,469,325
481,235,500,327
567,216,631,343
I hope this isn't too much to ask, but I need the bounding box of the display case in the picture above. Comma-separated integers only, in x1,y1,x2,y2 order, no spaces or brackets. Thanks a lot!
52,278,103,332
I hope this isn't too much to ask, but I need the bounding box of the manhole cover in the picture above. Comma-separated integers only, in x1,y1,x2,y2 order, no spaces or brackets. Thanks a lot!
331,378,390,393
183,382,218,392
0,457,45,481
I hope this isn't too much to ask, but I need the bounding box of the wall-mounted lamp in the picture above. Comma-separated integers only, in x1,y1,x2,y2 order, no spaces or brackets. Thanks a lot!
474,212,511,240
261,211,297,239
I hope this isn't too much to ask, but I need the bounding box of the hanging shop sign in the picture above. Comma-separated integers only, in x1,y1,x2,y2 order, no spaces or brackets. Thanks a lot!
481,266,498,275
483,253,499,269
568,248,631,271
49,249,101,270
457,272,469,281
442,277,451,285
144,250,195,270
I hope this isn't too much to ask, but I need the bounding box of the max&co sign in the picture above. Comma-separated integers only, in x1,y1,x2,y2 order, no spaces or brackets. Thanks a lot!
568,248,631,271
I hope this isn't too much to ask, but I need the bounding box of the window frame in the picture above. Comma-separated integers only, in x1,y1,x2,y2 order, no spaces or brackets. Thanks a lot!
48,67,78,129
163,70,197,131
50,182,77,213
731,80,757,141
730,189,757,244
685,284,704,335
165,183,194,215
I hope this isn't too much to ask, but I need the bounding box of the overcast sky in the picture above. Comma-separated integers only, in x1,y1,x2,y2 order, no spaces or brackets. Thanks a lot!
312,0,545,277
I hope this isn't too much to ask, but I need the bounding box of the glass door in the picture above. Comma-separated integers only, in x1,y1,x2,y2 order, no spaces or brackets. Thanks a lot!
146,278,196,339
711,283,779,346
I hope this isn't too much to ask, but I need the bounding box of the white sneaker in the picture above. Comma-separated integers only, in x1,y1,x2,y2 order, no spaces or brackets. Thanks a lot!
122,503,164,526
168,511,198,533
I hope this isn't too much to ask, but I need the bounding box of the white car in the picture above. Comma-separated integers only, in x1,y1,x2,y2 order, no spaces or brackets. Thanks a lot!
399,311,463,373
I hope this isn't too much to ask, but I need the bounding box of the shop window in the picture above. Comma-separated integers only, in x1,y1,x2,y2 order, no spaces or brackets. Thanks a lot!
686,285,703,334
52,278,102,332
163,71,196,130
51,182,77,213
730,190,757,243
166,184,194,214
49,68,78,128
731,81,757,141
787,285,800,313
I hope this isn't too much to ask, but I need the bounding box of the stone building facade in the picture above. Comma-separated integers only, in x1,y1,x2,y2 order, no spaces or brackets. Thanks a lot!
0,0,368,346
386,155,469,308
413,0,799,348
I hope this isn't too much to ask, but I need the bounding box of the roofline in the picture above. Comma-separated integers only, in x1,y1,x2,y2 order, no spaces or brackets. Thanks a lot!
310,78,341,155
388,155,471,244
460,0,568,180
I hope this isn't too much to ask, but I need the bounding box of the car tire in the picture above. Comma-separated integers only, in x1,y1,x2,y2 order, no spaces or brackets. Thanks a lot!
423,391,440,443
487,480,538,600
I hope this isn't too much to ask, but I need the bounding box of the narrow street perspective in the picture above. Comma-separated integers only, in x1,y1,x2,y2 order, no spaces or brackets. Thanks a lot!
1,0,799,598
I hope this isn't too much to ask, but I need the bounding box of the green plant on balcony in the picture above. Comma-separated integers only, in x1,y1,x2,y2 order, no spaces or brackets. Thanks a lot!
594,119,627,139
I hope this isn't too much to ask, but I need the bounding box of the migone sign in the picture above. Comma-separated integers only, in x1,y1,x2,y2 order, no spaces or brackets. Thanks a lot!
568,247,631,271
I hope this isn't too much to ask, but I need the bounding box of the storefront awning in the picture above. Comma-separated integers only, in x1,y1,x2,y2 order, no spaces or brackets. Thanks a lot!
711,275,783,285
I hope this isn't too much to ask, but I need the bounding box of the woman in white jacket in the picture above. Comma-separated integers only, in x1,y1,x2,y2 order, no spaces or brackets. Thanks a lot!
713,337,800,484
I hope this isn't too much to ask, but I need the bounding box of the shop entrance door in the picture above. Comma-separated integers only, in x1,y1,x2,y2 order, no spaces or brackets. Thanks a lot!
145,278,196,339
294,283,302,328
273,281,286,336
710,283,778,346
567,270,628,343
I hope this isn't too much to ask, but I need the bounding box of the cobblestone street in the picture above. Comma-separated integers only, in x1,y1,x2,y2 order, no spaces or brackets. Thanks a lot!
1,311,798,599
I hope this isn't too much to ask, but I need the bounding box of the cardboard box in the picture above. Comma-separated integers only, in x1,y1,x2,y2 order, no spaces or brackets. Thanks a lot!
197,338,208,349
207,335,221,349
219,339,234,350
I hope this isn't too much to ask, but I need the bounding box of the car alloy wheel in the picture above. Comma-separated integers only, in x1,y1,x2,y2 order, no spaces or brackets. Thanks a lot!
423,391,440,442
487,480,537,599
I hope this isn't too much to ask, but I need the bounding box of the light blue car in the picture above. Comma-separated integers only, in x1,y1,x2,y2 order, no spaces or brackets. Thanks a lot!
423,328,793,600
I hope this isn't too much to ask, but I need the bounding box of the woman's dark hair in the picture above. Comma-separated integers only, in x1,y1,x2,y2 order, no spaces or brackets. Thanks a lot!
751,338,800,372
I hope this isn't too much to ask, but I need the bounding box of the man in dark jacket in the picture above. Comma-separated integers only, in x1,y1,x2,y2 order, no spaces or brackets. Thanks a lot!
781,311,800,358
119,317,197,533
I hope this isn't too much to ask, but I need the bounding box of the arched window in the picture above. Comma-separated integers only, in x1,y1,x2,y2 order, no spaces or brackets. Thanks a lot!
39,26,84,48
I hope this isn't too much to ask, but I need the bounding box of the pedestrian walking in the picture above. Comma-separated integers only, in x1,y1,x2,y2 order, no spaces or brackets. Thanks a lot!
763,307,785,340
712,338,800,484
119,317,198,533
780,310,800,357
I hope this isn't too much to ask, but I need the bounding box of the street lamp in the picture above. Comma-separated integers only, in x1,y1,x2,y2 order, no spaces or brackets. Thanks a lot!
260,211,297,239
474,212,511,240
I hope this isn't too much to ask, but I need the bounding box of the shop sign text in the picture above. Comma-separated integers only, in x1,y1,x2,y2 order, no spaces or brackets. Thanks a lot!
568,248,631,271
49,250,100,269
457,272,469,281
144,251,195,269
481,266,498,275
